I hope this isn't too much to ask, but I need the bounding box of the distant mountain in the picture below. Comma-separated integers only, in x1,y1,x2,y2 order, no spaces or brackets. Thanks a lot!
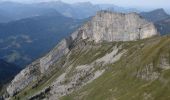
0,59,20,84
0,1,57,23
0,9,13,23
140,8,170,22
140,8,170,35
155,17,170,35
97,4,139,13
0,11,85,67
34,1,140,19
0,1,140,23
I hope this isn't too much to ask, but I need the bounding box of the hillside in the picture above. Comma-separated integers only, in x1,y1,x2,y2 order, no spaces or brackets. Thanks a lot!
0,59,20,83
140,8,170,22
155,17,170,35
140,9,170,35
5,35,170,100
61,35,170,100
3,11,164,100
0,11,85,67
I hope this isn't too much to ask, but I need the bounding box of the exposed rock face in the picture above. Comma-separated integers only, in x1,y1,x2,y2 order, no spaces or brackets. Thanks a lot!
72,11,159,42
40,38,72,73
6,38,72,96
6,11,159,98
7,61,40,96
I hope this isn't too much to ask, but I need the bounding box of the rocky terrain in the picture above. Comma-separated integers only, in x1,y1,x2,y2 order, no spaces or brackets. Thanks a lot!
3,11,166,100
71,11,158,42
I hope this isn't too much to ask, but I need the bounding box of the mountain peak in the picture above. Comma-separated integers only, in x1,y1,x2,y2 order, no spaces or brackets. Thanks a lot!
151,8,169,17
5,11,159,98
140,8,169,22
71,11,159,42
73,1,93,7
96,10,139,17
153,8,166,13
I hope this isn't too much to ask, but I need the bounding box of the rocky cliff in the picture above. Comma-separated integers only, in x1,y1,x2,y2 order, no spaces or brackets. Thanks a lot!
71,11,159,42
5,11,160,99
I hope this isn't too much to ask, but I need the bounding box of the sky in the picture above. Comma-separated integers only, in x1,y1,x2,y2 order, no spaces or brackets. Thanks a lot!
1,0,170,9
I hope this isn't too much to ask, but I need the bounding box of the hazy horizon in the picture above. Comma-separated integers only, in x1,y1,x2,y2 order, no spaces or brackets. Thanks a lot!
1,0,170,9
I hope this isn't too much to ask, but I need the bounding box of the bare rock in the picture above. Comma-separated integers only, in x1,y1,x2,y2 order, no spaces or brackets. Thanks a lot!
72,11,159,42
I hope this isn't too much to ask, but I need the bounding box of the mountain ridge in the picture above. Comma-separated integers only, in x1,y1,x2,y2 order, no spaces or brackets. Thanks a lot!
140,8,170,22
4,11,159,100
140,8,170,35
0,1,140,23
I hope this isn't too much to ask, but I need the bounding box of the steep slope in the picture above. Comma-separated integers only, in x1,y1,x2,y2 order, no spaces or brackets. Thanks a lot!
140,8,170,35
4,11,159,100
155,17,170,35
0,11,85,67
140,8,169,22
62,35,170,100
70,11,158,42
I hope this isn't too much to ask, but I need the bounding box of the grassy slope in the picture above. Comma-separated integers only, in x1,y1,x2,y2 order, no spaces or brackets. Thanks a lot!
61,36,170,100
12,41,117,100
12,36,170,100
12,56,67,100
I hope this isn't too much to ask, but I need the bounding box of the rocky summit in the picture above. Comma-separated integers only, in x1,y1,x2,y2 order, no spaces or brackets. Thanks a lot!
4,11,164,100
71,11,159,42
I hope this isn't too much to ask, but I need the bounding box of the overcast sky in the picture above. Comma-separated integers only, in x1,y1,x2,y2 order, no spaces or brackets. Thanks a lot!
1,0,170,9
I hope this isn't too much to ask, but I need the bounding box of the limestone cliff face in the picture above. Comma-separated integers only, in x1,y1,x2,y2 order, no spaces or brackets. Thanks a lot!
6,11,159,97
40,38,72,73
7,61,40,96
6,38,72,96
72,11,159,42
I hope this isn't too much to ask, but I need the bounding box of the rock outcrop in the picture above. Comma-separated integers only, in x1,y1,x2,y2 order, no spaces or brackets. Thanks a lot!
6,38,72,96
72,11,159,42
7,61,40,96
40,38,72,73
6,11,159,98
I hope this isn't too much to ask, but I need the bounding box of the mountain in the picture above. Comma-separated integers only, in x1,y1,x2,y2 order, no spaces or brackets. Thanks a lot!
155,17,170,35
3,11,162,100
0,59,20,83
98,4,139,13
0,1,139,23
0,1,58,23
140,9,170,35
35,1,140,19
0,9,13,23
140,8,170,22
37,1,99,19
0,11,85,67
140,8,170,35
70,11,158,42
